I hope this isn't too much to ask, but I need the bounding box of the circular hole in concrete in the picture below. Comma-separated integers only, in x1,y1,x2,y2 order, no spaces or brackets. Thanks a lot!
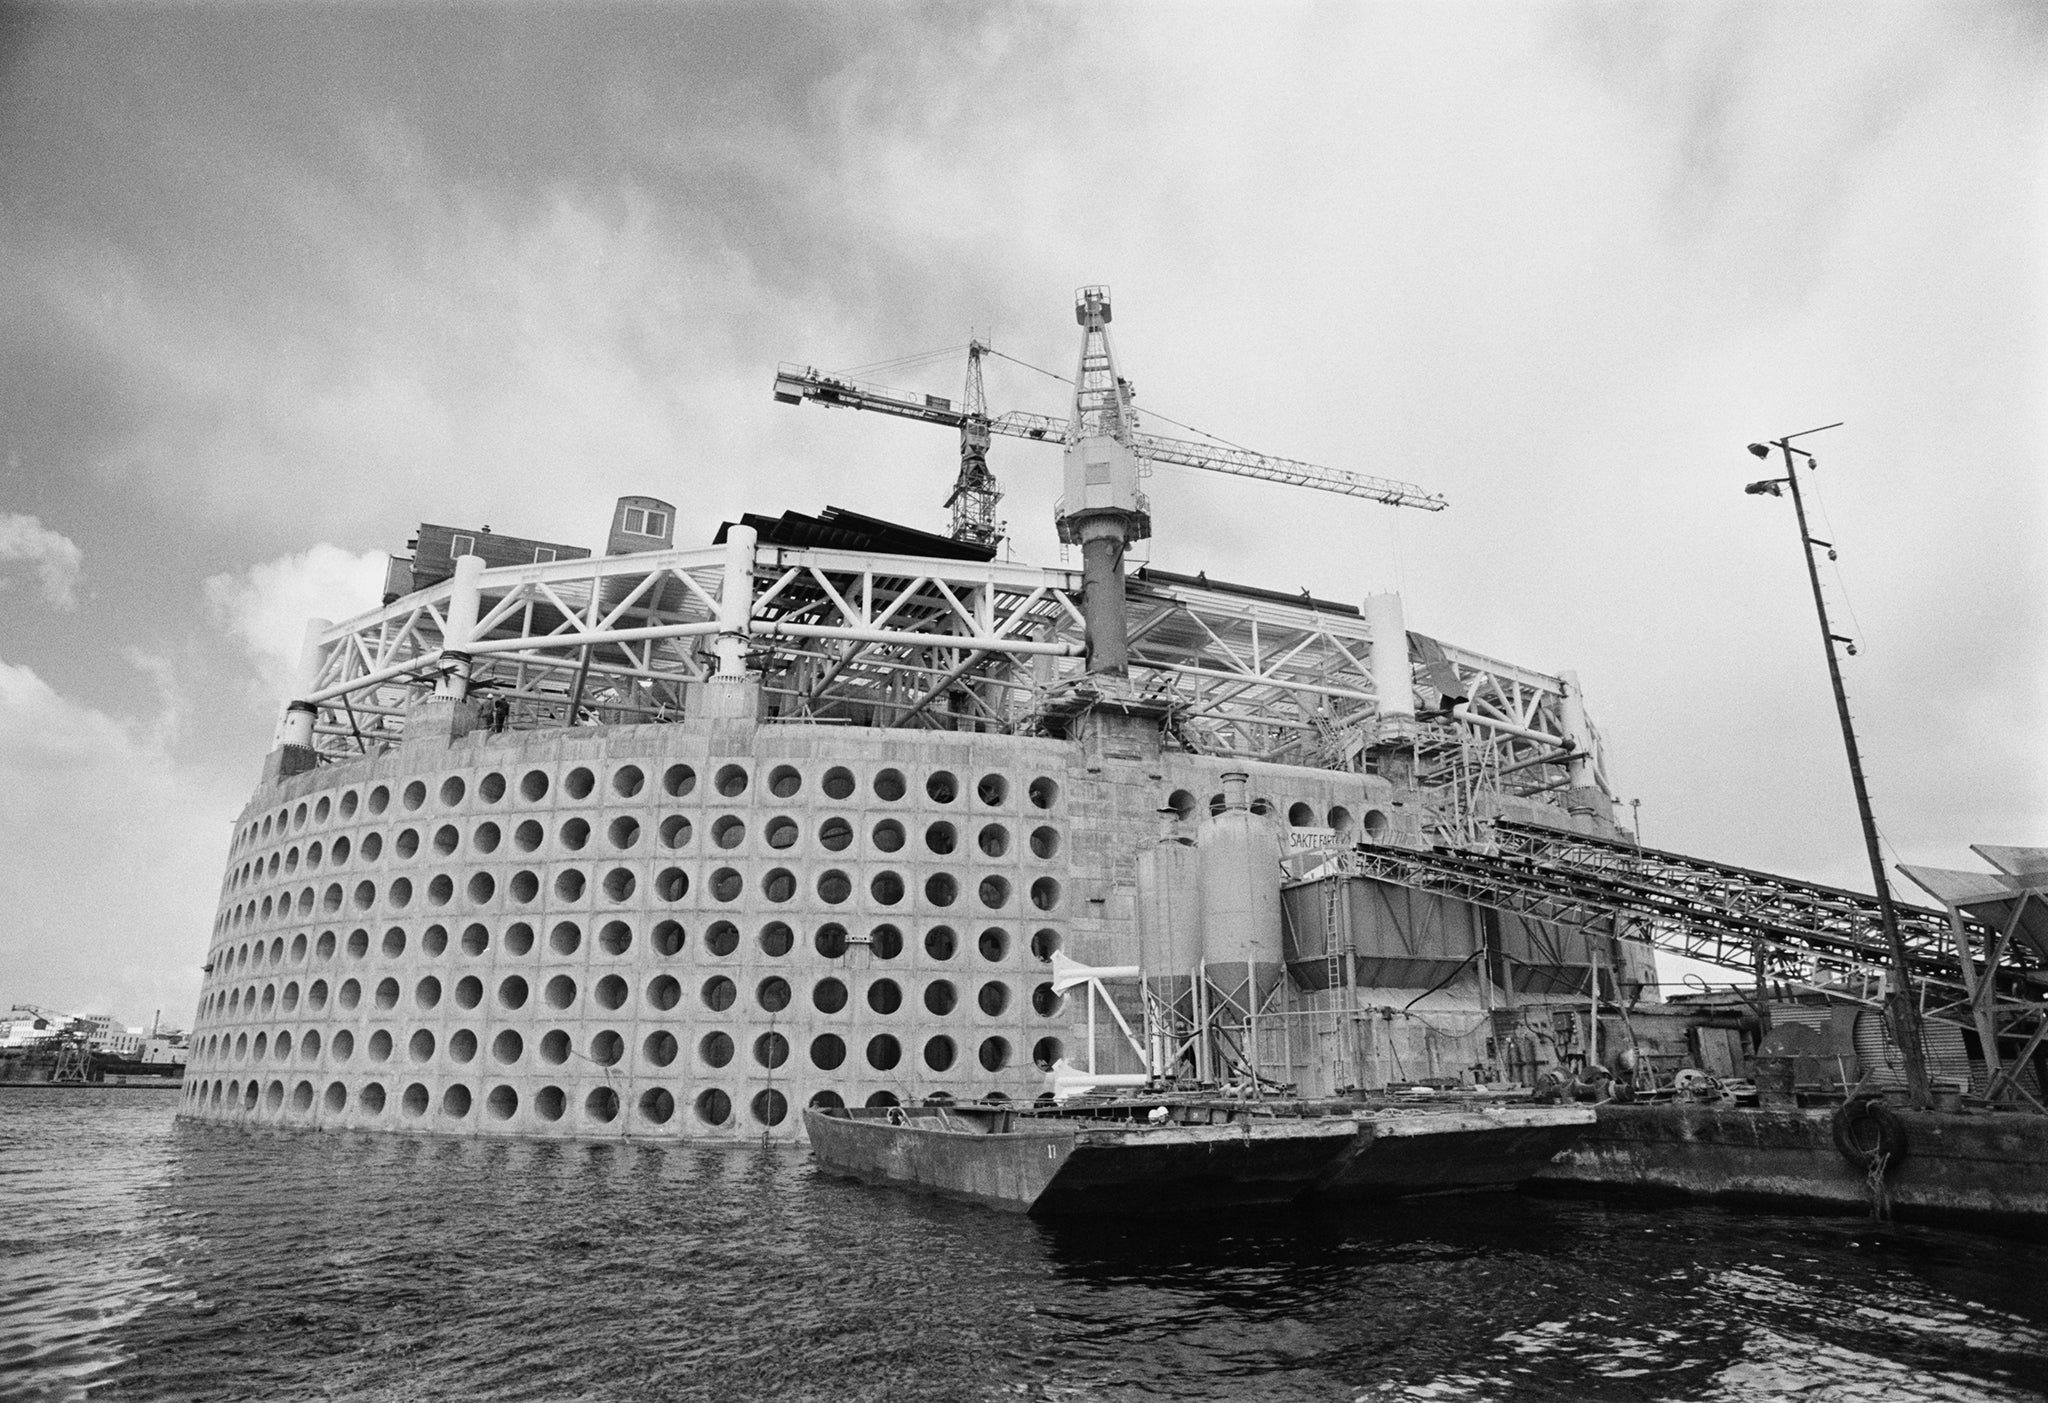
819,817,853,852
699,1031,734,1067
564,767,595,800
409,1029,435,1062
643,1030,678,1066
873,769,906,801
585,1087,618,1123
705,921,739,956
702,976,736,1011
448,1029,476,1063
639,1088,675,1124
550,921,582,955
663,764,696,798
813,977,848,1014
487,1085,518,1120
925,926,957,961
821,766,855,800
594,975,627,1010
602,868,635,902
751,1090,788,1126
493,1029,524,1064
554,869,586,902
978,1036,1010,1072
754,1032,789,1069
1029,777,1059,810
540,1030,570,1065
652,920,684,956
925,873,958,907
714,764,748,798
543,975,577,1010
866,1034,901,1070
504,922,535,956
560,818,590,851
870,871,904,904
978,981,1010,1016
535,1086,565,1121
694,1089,730,1124
867,979,901,1015
659,816,693,849
764,816,799,850
520,770,550,803
479,772,506,803
810,1034,846,1070
612,764,644,798
647,974,681,1010
923,1035,956,1072
814,923,848,958
599,919,632,955
590,1029,623,1065
924,981,957,1016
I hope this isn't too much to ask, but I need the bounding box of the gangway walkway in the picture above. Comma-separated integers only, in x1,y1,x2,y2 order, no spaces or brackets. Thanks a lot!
1337,819,2047,1036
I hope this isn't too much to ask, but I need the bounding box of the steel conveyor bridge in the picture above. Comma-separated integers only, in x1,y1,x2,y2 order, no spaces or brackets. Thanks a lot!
1339,819,2048,1032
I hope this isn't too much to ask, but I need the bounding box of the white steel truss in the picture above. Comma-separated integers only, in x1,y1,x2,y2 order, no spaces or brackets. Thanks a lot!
290,544,1608,802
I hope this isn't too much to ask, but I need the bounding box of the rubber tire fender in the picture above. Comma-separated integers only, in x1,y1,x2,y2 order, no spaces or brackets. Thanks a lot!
1832,1098,1908,1172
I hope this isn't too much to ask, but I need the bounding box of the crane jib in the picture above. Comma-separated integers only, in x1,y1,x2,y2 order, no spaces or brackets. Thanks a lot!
771,315,1449,520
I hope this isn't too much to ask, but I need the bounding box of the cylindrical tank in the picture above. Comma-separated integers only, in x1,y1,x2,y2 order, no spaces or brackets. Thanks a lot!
1199,772,1285,1007
1137,808,1204,991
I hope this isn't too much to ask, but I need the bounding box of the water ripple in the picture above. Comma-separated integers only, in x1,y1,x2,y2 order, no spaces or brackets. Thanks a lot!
2,1091,2046,1402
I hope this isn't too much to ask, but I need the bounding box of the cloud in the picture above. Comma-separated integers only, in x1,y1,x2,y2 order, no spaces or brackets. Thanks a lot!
203,544,388,700
0,513,82,609
0,654,239,1025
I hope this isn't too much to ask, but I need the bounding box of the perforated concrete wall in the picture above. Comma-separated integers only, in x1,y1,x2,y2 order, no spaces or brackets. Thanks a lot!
180,719,1399,1140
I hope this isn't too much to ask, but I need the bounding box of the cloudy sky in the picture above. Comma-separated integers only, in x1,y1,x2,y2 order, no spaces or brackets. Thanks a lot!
2,1,2042,1026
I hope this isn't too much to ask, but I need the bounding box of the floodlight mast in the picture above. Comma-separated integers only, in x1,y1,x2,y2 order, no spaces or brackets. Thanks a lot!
1747,425,1931,1109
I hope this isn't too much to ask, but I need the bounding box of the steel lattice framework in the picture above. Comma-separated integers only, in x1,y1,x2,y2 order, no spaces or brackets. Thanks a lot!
293,543,1607,803
1338,819,2047,1032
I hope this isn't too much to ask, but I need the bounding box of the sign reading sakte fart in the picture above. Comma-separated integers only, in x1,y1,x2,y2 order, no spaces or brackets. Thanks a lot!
1285,827,1341,853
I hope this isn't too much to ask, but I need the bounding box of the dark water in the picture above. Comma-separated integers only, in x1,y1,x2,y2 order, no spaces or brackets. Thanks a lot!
6,1091,2048,1401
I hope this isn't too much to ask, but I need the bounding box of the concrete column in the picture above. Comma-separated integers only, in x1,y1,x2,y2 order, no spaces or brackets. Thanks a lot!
280,700,317,748
716,524,757,678
436,555,485,699
1364,593,1413,721
1558,669,1594,788
1077,515,1129,677
277,617,331,743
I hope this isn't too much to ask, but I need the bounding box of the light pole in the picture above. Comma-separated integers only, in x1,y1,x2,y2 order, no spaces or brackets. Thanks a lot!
1745,426,1930,1108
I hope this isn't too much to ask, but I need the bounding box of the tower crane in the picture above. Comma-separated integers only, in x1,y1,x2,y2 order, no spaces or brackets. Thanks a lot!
774,285,1448,678
771,287,1448,554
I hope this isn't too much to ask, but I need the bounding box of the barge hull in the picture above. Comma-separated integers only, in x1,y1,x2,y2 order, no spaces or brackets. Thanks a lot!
1528,1103,2048,1231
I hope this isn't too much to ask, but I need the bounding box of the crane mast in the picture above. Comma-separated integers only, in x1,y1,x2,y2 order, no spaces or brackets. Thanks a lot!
943,341,1003,547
